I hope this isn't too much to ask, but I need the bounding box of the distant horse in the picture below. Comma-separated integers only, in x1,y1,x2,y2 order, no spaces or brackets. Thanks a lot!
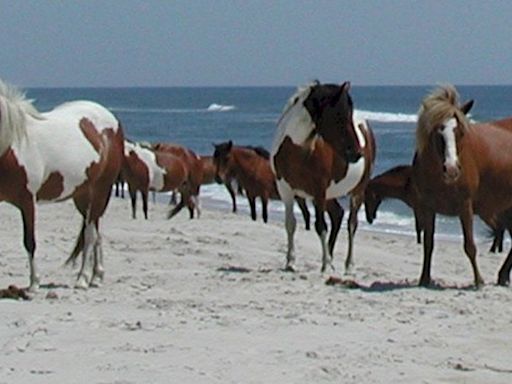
213,141,310,228
0,80,124,290
122,141,188,219
152,142,203,219
199,154,240,213
413,84,512,286
364,165,423,244
271,81,376,272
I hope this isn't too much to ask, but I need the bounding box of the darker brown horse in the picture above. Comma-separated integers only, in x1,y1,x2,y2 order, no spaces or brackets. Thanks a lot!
365,165,423,244
271,81,376,272
152,142,203,219
199,154,240,213
213,141,310,228
413,85,512,287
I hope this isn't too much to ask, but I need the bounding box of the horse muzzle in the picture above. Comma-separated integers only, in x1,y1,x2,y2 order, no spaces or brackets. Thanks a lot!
443,162,461,184
346,149,362,164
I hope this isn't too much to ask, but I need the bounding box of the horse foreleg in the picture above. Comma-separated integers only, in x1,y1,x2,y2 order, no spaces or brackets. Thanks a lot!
142,189,149,220
498,227,512,286
19,199,38,290
261,196,269,223
413,207,423,245
419,209,435,287
459,203,484,287
128,187,137,219
226,182,237,212
314,199,333,273
248,196,257,221
296,197,310,230
326,199,343,270
277,182,296,271
345,195,363,271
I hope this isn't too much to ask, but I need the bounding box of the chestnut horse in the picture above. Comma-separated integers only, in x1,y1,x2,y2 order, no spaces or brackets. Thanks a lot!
213,141,311,227
0,80,124,290
152,142,203,219
122,140,188,219
199,154,239,213
364,165,423,244
413,85,512,286
271,81,376,272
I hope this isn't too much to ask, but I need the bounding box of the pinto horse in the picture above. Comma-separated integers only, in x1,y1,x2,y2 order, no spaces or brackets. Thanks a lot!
0,80,124,290
365,165,424,244
212,141,311,227
413,85,512,287
122,141,188,219
271,81,376,272
152,142,203,219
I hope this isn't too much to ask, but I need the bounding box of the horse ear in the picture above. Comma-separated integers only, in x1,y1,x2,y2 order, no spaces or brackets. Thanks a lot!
341,81,351,93
460,99,474,115
227,140,233,150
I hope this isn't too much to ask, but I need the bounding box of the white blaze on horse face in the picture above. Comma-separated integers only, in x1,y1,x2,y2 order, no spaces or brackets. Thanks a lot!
441,117,459,171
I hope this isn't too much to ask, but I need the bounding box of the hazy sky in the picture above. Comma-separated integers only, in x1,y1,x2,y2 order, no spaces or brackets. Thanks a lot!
2,1,512,87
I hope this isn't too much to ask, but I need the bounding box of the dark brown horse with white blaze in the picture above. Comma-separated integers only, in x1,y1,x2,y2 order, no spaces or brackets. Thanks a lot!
212,141,311,227
413,85,512,287
271,81,376,272
0,80,124,290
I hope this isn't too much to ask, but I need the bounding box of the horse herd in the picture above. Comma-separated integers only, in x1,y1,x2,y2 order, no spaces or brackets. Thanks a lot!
2,79,512,292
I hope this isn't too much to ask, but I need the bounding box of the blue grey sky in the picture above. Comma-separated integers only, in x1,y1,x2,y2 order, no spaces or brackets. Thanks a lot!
2,0,511,87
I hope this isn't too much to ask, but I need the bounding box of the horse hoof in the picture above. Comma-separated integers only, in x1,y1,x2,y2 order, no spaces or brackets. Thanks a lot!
284,264,296,273
497,275,510,287
74,276,89,290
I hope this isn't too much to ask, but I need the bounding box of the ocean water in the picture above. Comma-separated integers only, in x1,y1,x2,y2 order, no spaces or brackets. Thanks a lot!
26,85,512,242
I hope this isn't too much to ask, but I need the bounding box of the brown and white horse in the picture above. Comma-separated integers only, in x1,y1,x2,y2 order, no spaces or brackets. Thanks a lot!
213,140,311,227
365,165,424,244
0,80,124,290
413,85,512,286
152,142,203,219
271,81,376,272
122,140,188,219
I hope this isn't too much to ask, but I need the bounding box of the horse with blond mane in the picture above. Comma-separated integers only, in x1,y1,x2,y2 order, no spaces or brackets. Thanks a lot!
0,79,124,290
413,84,512,286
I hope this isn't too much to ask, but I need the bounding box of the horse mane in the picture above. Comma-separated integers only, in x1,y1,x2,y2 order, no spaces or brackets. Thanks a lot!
416,84,470,154
0,79,42,154
276,81,318,127
244,145,270,159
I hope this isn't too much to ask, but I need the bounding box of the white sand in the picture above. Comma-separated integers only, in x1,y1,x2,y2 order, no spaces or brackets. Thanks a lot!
1,197,512,383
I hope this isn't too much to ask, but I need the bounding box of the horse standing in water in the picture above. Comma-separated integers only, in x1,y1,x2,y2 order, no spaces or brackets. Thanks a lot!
364,165,424,244
122,141,188,219
271,81,376,272
212,141,310,227
0,80,124,290
413,85,512,286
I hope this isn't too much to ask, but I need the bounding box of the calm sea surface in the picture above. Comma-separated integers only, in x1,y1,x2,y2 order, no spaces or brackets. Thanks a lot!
26,85,512,241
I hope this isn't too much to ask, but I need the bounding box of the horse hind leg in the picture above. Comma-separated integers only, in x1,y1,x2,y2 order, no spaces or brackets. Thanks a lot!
497,227,512,286
75,222,97,289
296,197,310,230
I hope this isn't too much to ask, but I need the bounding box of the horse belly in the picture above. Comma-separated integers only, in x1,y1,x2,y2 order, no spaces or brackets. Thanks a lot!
325,157,365,200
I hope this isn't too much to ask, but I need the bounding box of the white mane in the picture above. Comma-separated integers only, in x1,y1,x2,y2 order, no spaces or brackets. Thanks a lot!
271,83,316,164
0,79,42,155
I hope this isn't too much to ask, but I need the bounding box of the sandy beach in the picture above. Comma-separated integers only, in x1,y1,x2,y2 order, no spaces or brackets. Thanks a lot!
1,196,512,383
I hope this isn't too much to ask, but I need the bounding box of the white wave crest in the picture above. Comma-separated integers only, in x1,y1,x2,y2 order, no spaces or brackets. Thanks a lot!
356,109,417,123
207,103,236,112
